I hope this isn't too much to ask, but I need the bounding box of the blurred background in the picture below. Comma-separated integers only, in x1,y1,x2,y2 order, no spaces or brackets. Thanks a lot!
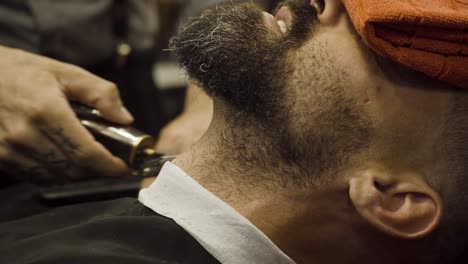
0,0,276,137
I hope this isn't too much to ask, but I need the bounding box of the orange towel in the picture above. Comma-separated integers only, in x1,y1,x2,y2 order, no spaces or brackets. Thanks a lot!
342,0,468,89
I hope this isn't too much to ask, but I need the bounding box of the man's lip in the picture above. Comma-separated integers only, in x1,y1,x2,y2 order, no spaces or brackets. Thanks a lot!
262,6,292,37
262,11,284,37
274,6,292,31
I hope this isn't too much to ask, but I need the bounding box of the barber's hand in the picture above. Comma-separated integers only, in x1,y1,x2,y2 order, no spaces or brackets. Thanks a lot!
0,46,133,182
155,84,213,155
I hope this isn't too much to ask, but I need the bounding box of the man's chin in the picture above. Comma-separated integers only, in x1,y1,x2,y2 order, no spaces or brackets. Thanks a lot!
170,3,285,113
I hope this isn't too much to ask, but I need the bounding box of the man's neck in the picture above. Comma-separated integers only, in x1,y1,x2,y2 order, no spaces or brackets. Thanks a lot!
173,119,278,208
172,102,296,204
171,116,369,263
173,144,375,264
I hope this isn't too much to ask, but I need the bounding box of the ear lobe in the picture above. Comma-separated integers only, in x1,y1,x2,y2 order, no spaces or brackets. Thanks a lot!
349,167,442,239
314,0,344,26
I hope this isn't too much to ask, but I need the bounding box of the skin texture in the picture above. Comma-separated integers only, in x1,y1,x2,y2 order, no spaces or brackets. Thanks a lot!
0,46,131,182
169,0,468,263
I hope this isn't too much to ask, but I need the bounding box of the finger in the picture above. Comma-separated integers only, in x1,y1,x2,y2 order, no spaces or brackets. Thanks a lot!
34,98,130,177
140,177,156,188
154,127,184,155
154,116,201,155
0,48,132,124
47,62,133,125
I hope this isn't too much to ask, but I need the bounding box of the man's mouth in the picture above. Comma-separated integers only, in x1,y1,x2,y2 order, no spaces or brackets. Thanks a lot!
262,0,324,37
275,6,293,34
262,6,293,37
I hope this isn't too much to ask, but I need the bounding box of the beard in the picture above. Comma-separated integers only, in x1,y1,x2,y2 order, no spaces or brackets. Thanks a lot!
170,0,373,185
170,0,318,116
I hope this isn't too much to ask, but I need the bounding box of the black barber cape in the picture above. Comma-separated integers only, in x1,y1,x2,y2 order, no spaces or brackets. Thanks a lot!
0,198,220,264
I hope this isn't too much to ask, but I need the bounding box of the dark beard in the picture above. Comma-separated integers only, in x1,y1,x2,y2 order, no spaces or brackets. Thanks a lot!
170,1,373,186
170,0,317,117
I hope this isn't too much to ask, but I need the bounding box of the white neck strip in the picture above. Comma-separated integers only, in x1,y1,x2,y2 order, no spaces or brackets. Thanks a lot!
139,162,295,264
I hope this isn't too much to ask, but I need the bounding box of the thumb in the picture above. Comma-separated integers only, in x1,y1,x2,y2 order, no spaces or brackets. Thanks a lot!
52,62,134,125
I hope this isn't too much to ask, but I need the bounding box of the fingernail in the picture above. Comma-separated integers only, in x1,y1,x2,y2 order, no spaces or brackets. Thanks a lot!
120,107,134,122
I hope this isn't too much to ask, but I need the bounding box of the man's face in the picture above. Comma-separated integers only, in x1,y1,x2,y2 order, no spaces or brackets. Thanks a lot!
172,0,318,114
172,0,376,180
172,1,468,260
172,0,454,184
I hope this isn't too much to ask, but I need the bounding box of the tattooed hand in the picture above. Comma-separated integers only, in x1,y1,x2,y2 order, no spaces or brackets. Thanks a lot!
0,46,132,181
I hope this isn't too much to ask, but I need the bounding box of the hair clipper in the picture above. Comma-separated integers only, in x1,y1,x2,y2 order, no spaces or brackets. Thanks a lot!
38,103,174,204
71,102,175,177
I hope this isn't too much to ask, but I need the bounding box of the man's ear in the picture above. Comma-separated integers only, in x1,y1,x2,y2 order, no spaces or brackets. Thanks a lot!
348,164,442,239
312,0,345,26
